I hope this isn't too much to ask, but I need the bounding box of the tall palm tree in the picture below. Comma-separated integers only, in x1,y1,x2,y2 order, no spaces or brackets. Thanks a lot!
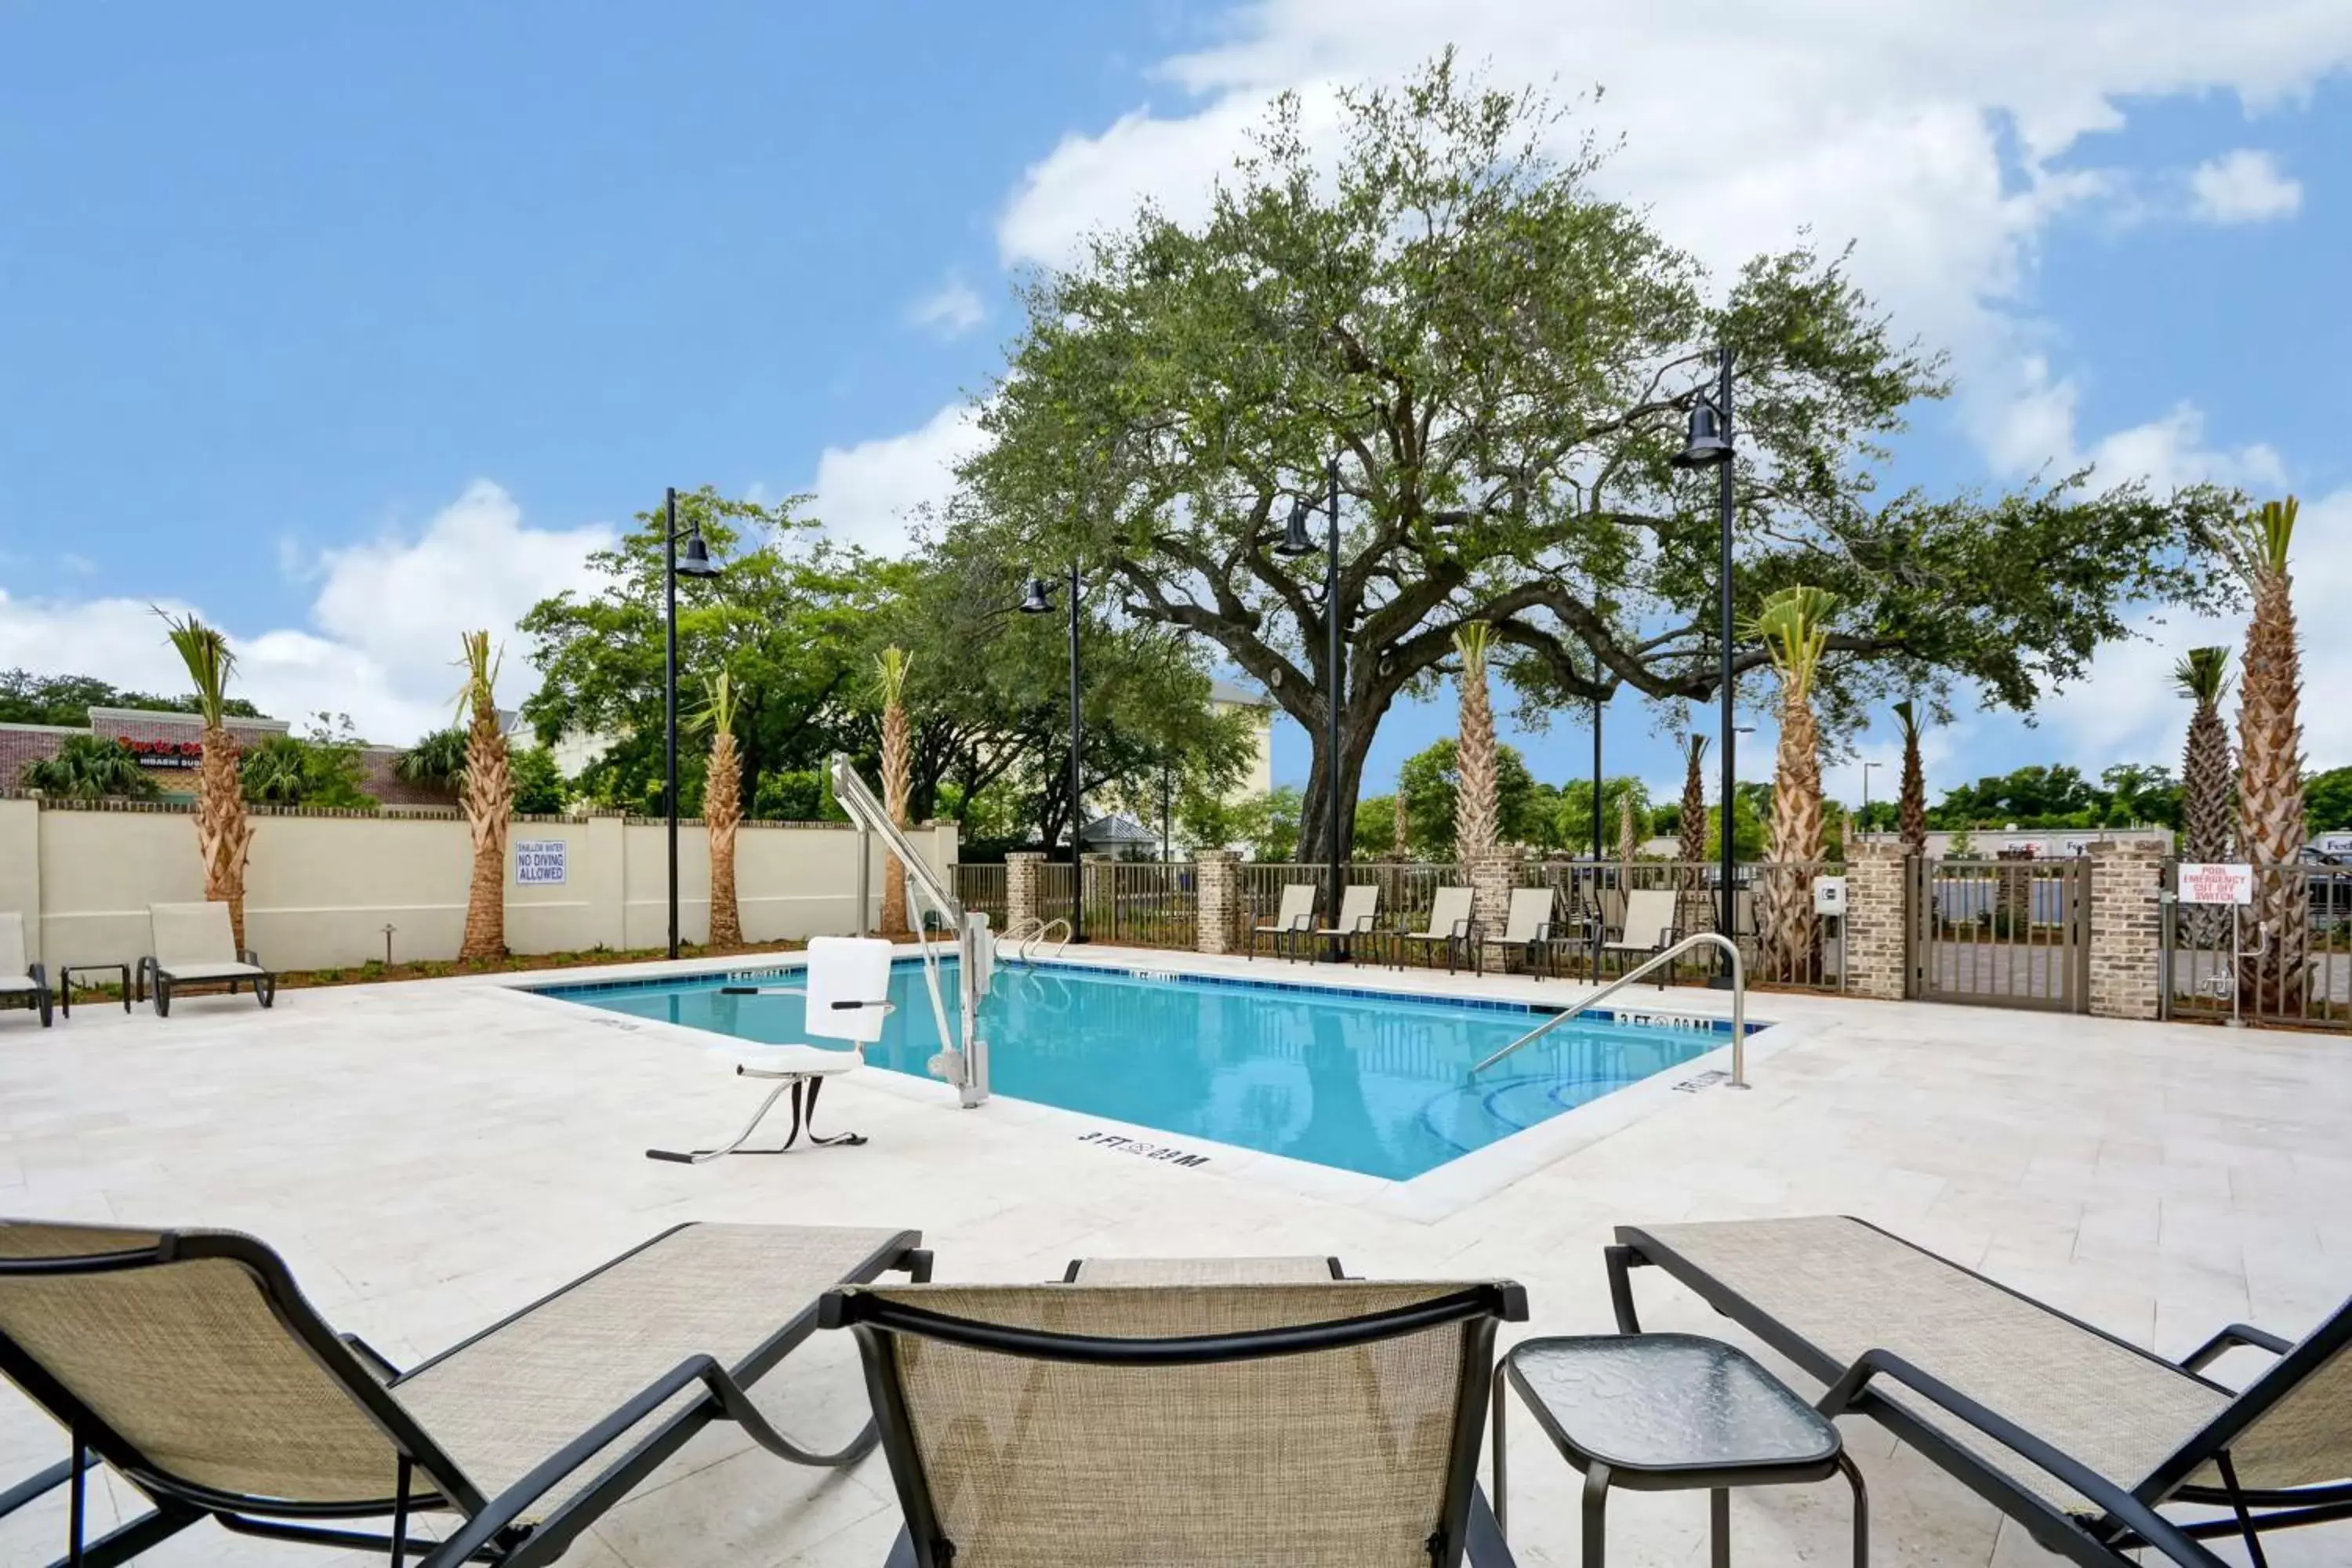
1893,699,1929,858
158,611,256,950
1678,733,1709,864
2230,498,2306,1011
2174,646,2234,949
697,670,745,947
1749,586,1836,981
874,646,915,936
1451,622,1498,861
456,631,511,961
1618,789,1639,867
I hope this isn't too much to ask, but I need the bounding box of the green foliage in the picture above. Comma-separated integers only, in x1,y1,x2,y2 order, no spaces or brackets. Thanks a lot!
1352,793,1402,859
2172,646,2230,706
394,726,469,794
750,768,846,823
1397,739,1541,855
238,713,377,809
17,735,162,799
1550,777,1656,858
0,670,266,727
1181,787,1301,862
154,611,238,729
1923,763,2179,831
2304,767,2352,834
511,747,568,815
1708,783,1771,861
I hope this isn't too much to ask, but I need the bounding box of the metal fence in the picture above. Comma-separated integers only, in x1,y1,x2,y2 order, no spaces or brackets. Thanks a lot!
1035,861,1076,932
1232,862,1330,949
1087,861,1197,949
955,863,1007,932
1908,856,2088,1012
2163,862,2352,1029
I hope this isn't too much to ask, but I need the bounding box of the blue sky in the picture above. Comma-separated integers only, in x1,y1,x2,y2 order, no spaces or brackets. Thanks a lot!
3,2,2348,812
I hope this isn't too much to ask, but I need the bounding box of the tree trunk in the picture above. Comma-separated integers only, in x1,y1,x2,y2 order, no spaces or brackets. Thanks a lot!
1761,693,1824,982
195,724,255,952
2237,564,2307,1013
459,712,510,961
706,731,742,947
880,701,913,935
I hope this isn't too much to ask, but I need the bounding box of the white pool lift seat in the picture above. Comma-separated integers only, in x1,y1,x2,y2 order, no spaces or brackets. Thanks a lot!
646,936,895,1164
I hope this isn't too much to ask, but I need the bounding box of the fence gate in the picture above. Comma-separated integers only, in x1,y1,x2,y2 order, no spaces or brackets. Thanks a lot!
1907,856,2090,1012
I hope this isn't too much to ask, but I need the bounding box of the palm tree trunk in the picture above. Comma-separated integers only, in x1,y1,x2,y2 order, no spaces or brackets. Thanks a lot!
2236,516,2307,1013
1453,626,1499,861
880,701,913,935
458,666,510,960
197,725,255,951
706,731,742,946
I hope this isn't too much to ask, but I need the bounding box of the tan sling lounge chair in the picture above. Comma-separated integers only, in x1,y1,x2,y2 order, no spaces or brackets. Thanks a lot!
1394,886,1478,974
1609,1214,2352,1567
0,912,52,1029
140,902,274,1015
0,1218,928,1567
1249,882,1317,960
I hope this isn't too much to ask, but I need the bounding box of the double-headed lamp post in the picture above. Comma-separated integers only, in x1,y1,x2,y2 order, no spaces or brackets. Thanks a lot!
1019,564,1086,943
662,486,723,960
1275,456,1345,923
1670,348,1737,975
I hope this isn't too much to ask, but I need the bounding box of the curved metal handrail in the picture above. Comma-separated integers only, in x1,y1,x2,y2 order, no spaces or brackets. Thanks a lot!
995,917,1046,960
1021,919,1073,962
1470,932,1749,1087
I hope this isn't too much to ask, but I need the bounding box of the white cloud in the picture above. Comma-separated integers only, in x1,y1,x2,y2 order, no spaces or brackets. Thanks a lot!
810,401,987,555
2188,148,2303,223
0,481,613,745
1981,354,2285,490
905,273,987,339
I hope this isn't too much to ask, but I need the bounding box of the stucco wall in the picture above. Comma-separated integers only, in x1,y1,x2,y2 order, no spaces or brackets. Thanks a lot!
0,797,957,972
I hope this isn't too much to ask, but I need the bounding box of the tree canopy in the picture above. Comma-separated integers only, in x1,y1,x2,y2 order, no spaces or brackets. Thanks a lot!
952,52,2238,862
1,669,266,727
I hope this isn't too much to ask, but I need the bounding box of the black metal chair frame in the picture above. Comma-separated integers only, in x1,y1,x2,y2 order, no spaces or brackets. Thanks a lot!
1247,909,1316,962
135,951,276,1017
1396,916,1482,975
0,1225,930,1568
4,961,53,1027
1608,1220,2352,1568
820,1281,1530,1568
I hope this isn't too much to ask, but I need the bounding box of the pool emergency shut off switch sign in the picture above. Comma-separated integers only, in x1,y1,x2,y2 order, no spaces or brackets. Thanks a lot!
514,840,568,886
2179,862,2254,905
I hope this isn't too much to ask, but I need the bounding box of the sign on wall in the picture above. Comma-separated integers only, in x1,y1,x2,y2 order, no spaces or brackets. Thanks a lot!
117,737,203,769
514,839,568,886
2177,862,2253,906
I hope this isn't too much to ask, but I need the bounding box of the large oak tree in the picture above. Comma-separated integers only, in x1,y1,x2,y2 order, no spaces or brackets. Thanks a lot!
956,53,2237,862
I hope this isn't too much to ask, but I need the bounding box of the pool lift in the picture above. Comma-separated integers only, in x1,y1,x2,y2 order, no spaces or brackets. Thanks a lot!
829,753,995,1108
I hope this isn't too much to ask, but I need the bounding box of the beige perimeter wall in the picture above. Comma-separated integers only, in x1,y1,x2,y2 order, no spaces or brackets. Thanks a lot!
0,797,956,972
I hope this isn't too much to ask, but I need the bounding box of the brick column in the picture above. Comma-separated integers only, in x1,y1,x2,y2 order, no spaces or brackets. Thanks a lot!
1465,848,1518,972
1843,841,1911,1000
1007,851,1044,933
2088,839,2166,1019
1196,850,1241,954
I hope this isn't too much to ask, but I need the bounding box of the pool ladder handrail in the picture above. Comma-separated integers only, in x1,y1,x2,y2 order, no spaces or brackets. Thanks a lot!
1470,932,1748,1087
993,916,1073,964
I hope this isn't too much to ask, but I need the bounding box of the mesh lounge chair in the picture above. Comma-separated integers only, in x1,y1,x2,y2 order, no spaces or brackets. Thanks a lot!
1062,1255,1348,1283
1311,883,1381,964
1249,883,1317,961
0,1218,928,1567
1395,886,1478,975
1495,887,1582,980
1598,888,1681,987
139,902,274,1016
821,1274,1526,1567
0,912,52,1029
1608,1214,2352,1568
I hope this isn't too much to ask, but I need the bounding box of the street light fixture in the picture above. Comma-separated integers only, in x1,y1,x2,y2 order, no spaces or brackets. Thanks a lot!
662,486,724,961
1275,456,1345,927
1671,347,1738,978
1018,564,1087,943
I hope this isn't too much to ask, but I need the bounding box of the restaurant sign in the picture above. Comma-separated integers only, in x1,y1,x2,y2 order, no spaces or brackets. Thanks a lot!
117,737,204,770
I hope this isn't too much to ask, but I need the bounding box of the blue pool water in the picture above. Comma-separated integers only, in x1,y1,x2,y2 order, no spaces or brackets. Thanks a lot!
541,960,1739,1181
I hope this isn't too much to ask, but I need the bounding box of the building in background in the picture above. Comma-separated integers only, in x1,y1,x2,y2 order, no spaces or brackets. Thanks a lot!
1208,679,1274,801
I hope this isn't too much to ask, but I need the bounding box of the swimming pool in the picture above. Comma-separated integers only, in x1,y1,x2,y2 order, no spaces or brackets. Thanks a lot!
540,960,1744,1181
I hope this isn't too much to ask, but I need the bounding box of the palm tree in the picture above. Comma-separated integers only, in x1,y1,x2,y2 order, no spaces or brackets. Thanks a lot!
696,670,744,947
2229,499,2306,1011
1893,699,1929,858
1391,766,1411,862
456,632,511,961
1749,586,1836,981
873,646,915,936
18,735,162,800
1678,733,1709,864
1618,789,1639,867
2175,646,2234,949
158,611,256,950
1451,623,1498,861
392,725,468,797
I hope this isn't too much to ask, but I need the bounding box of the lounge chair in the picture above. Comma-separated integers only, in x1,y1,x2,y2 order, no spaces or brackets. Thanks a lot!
140,901,274,1016
0,1217,929,1567
1249,882,1317,960
647,935,893,1163
821,1272,1527,1566
1062,1255,1348,1282
1310,882,1380,964
1607,1214,2352,1568
0,912,52,1028
1598,888,1681,986
1395,885,1478,973
1495,887,1582,980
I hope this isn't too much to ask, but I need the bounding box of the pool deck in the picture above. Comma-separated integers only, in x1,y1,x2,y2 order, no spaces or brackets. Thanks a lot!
5,946,2350,1566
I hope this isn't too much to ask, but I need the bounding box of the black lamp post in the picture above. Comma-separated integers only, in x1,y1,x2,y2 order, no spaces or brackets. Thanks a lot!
662,486,723,960
1019,564,1086,943
1671,347,1737,978
1275,456,1345,924
1591,688,1605,862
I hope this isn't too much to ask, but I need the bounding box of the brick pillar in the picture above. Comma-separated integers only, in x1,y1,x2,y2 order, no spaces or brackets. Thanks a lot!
2088,839,2166,1019
1196,850,1241,954
1465,848,1518,972
1843,841,1911,1000
1007,851,1044,933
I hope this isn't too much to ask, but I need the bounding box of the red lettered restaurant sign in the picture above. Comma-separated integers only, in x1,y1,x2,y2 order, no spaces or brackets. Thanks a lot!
119,737,204,769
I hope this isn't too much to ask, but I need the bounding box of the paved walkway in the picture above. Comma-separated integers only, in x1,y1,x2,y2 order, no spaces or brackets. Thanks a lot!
2,951,2347,1566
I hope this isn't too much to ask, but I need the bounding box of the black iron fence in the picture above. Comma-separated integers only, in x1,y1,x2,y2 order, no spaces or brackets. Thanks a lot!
2163,862,2352,1029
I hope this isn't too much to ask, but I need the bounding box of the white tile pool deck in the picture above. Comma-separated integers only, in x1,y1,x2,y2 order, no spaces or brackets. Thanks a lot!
3,947,2349,1567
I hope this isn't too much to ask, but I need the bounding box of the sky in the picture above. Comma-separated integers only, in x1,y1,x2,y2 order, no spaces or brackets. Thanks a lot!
2,1,2348,814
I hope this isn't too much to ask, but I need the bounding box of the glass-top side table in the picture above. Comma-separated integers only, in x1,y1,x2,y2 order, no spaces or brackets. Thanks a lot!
1494,1333,1866,1566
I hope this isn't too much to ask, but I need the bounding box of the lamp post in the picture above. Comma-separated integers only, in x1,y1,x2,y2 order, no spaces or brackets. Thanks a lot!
1671,348,1737,979
1018,564,1086,943
1591,688,1605,862
662,486,723,960
1275,456,1345,924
